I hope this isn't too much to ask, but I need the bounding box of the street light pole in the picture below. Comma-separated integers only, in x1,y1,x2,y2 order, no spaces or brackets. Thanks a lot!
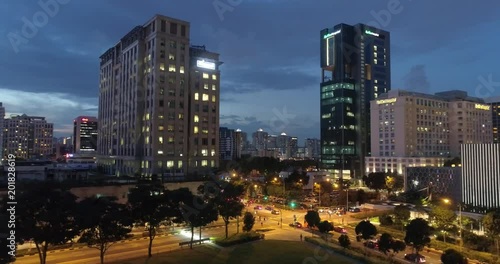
459,202,462,252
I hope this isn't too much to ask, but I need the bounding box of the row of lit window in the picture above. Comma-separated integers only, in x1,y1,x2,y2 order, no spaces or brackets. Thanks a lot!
194,93,217,102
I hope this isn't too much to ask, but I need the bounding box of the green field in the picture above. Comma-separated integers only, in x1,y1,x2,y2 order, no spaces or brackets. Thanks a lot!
114,240,360,264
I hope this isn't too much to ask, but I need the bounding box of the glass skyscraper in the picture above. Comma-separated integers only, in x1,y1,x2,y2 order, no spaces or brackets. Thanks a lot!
320,23,391,180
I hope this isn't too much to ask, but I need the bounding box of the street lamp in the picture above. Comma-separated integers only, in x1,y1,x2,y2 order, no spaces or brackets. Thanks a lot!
443,198,462,252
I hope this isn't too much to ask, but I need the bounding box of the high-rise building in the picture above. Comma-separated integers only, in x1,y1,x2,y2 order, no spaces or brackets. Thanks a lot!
73,116,98,153
289,137,298,158
366,89,493,177
234,129,242,159
97,14,221,179
461,144,500,210
486,96,500,144
219,127,237,161
266,134,277,149
305,138,321,159
3,114,53,159
0,102,4,160
320,23,391,180
252,128,268,151
277,132,290,158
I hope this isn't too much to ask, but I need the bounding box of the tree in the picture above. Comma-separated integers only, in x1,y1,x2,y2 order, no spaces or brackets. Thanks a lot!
391,240,407,259
379,214,394,226
404,218,432,255
14,185,80,264
378,233,393,255
128,184,173,257
482,211,500,256
430,205,456,242
355,220,377,241
178,191,218,249
338,234,351,250
317,221,334,240
363,172,386,198
441,249,468,264
393,205,411,231
199,181,245,238
305,210,321,229
79,196,133,264
243,212,255,232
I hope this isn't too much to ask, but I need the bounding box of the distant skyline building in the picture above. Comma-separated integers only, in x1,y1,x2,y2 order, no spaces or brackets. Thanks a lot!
219,127,239,161
73,116,98,153
461,144,500,210
320,23,391,180
97,14,221,179
305,138,321,159
486,96,500,144
252,128,268,151
0,103,4,160
3,114,53,159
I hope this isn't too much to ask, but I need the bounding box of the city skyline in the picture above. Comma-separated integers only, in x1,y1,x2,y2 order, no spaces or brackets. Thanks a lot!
1,1,500,142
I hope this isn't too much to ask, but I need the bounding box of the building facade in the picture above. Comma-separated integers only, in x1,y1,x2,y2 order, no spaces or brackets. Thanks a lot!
219,127,236,161
320,23,391,180
97,14,221,179
461,144,500,210
365,156,446,178
3,114,53,159
0,103,4,160
73,116,98,153
305,138,321,159
405,166,462,203
252,129,268,151
486,96,500,144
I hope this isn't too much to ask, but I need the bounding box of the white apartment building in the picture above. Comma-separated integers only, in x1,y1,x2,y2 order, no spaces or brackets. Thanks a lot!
3,114,53,159
366,90,492,176
98,15,221,179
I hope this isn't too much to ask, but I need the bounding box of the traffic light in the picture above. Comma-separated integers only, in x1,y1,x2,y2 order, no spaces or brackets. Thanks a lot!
264,196,268,201
290,202,296,208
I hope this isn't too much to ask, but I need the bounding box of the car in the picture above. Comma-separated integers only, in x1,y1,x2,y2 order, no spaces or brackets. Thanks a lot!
271,209,280,215
404,253,426,263
349,207,361,213
265,206,273,211
363,240,379,249
254,205,263,210
289,222,302,228
333,226,347,234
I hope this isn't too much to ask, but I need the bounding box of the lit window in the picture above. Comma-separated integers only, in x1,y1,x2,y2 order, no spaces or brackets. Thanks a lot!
159,63,165,71
204,84,209,90
212,95,216,102
180,66,184,74
167,161,174,168
146,113,150,120
211,160,215,167
169,54,175,60
194,115,199,123
201,160,208,167
146,137,150,144
158,126,164,131
167,125,174,132
374,59,378,64
202,129,208,134
168,137,174,143
159,137,163,144
169,65,176,72
202,94,209,101
212,84,216,91
202,149,208,156
203,73,209,79
212,74,217,80
178,114,184,120
158,150,163,154
194,93,199,100
211,149,216,156
178,161,183,168
194,126,198,134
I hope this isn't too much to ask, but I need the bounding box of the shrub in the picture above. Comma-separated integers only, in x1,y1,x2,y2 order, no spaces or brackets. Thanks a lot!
379,214,394,226
214,231,263,247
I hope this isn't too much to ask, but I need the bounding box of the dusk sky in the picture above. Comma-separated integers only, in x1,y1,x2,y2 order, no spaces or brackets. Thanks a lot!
1,0,500,143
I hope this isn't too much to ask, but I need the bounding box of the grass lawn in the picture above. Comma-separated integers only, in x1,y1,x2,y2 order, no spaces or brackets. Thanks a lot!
114,240,357,264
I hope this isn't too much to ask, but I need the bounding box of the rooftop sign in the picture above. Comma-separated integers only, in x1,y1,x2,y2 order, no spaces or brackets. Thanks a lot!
475,104,490,110
376,98,397,105
323,30,341,39
365,30,380,37
196,59,216,70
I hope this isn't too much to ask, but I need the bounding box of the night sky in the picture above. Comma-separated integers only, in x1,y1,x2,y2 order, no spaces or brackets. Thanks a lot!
1,0,500,143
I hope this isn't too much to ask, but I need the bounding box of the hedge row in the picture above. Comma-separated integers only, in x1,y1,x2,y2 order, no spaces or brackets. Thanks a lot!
214,231,264,247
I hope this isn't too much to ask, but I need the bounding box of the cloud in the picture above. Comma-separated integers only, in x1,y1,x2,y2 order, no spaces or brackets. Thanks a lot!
0,88,97,136
402,65,431,93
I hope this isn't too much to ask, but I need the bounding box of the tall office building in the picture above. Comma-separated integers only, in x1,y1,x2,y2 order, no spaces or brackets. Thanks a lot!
0,103,4,160
461,144,500,210
320,23,391,180
3,114,53,159
219,127,236,161
252,128,268,151
289,136,298,158
305,138,321,159
73,116,98,153
98,14,221,179
486,97,500,143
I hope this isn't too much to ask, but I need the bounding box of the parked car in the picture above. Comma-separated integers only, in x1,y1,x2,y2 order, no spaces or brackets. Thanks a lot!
271,209,280,215
404,253,426,263
265,206,273,211
289,222,302,228
363,240,379,249
254,205,263,210
349,207,361,212
333,226,347,234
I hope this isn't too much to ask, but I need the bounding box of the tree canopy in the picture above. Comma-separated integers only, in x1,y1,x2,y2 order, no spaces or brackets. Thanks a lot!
404,218,433,254
355,220,377,241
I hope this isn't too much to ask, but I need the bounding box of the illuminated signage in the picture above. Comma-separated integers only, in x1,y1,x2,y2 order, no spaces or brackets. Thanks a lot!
475,104,491,110
81,118,88,122
196,59,216,70
365,30,380,37
376,98,397,105
323,30,341,39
